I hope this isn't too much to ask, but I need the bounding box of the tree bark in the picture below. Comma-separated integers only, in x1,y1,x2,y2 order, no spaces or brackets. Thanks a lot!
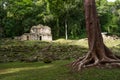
70,0,120,71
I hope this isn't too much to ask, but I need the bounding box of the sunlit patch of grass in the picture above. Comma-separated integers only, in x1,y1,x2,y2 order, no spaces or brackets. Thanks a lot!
53,38,88,48
0,65,53,75
53,38,120,48
104,39,120,48
71,39,88,48
53,39,74,44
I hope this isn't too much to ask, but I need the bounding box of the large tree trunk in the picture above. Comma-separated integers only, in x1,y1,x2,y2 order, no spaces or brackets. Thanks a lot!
70,0,120,71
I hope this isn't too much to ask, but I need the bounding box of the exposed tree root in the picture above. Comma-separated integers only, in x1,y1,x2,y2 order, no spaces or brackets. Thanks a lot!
70,51,120,72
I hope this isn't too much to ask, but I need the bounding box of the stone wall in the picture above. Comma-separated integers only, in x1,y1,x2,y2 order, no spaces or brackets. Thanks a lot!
18,24,52,41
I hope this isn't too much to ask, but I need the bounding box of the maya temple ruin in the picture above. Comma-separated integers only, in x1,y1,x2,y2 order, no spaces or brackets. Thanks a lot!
15,24,52,41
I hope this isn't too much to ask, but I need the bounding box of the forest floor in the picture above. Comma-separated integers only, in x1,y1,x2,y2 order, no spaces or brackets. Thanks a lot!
0,38,120,80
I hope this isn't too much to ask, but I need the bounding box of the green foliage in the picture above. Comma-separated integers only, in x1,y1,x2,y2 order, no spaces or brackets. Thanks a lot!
96,0,120,36
0,0,120,39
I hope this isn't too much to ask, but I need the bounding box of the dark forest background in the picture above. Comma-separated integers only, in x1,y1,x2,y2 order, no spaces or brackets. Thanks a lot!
0,0,120,39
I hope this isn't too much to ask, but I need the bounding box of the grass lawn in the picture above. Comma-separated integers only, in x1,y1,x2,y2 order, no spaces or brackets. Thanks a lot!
0,38,120,80
0,60,120,80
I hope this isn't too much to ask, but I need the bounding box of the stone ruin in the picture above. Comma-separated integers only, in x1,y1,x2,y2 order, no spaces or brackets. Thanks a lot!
101,32,119,40
15,24,52,41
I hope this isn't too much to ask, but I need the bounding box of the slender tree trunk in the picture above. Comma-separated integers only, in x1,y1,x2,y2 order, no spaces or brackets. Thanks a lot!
65,18,68,40
56,18,59,38
70,0,120,71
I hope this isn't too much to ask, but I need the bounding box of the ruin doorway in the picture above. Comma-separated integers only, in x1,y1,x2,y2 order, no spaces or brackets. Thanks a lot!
39,36,42,40
27,36,29,40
